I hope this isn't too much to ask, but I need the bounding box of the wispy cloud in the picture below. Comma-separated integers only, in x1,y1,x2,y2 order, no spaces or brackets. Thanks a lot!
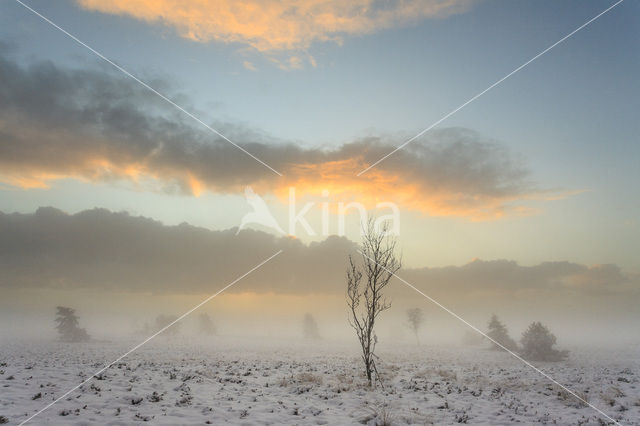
77,0,474,52
242,60,258,72
0,53,562,220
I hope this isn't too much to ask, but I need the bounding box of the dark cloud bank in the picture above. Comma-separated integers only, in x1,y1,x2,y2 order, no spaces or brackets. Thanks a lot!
1,208,637,307
0,51,543,217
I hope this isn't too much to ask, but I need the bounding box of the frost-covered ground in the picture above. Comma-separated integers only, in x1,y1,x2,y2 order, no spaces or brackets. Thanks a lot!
1,337,638,425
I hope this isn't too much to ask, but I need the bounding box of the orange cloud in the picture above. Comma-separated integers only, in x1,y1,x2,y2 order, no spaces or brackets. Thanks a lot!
0,160,209,198
0,52,561,221
275,158,542,220
0,117,555,220
0,150,547,221
77,0,473,52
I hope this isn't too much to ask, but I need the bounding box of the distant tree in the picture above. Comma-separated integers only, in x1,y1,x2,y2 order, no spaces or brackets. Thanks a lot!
347,219,400,387
198,313,217,336
55,306,90,342
521,322,568,361
302,313,321,340
155,314,181,336
486,314,517,351
406,308,425,345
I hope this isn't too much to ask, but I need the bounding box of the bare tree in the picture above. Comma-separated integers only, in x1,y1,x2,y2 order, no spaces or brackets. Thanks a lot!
406,308,424,345
198,313,217,336
302,313,321,340
55,306,90,342
346,219,401,387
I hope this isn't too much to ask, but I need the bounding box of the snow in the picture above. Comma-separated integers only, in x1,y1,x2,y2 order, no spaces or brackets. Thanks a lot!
1,338,638,425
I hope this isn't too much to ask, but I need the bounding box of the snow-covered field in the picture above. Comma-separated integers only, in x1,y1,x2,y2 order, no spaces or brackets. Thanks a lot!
1,338,638,425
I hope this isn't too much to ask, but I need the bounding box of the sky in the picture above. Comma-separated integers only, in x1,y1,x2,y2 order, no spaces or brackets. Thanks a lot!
0,0,639,340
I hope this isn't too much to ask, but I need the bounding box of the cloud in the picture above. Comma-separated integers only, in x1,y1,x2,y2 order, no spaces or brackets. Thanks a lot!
0,53,556,220
0,207,354,295
1,208,637,312
280,131,540,220
401,259,635,297
76,0,474,53
242,60,258,72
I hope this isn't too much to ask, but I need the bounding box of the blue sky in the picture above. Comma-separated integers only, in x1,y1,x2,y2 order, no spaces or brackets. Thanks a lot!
0,0,638,270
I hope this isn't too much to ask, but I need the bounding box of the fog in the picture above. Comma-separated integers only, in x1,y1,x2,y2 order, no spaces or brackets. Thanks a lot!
2,287,638,349
1,207,638,349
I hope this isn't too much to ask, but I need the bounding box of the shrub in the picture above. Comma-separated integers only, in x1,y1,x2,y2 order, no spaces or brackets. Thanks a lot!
486,314,517,351
55,306,90,342
520,322,568,361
